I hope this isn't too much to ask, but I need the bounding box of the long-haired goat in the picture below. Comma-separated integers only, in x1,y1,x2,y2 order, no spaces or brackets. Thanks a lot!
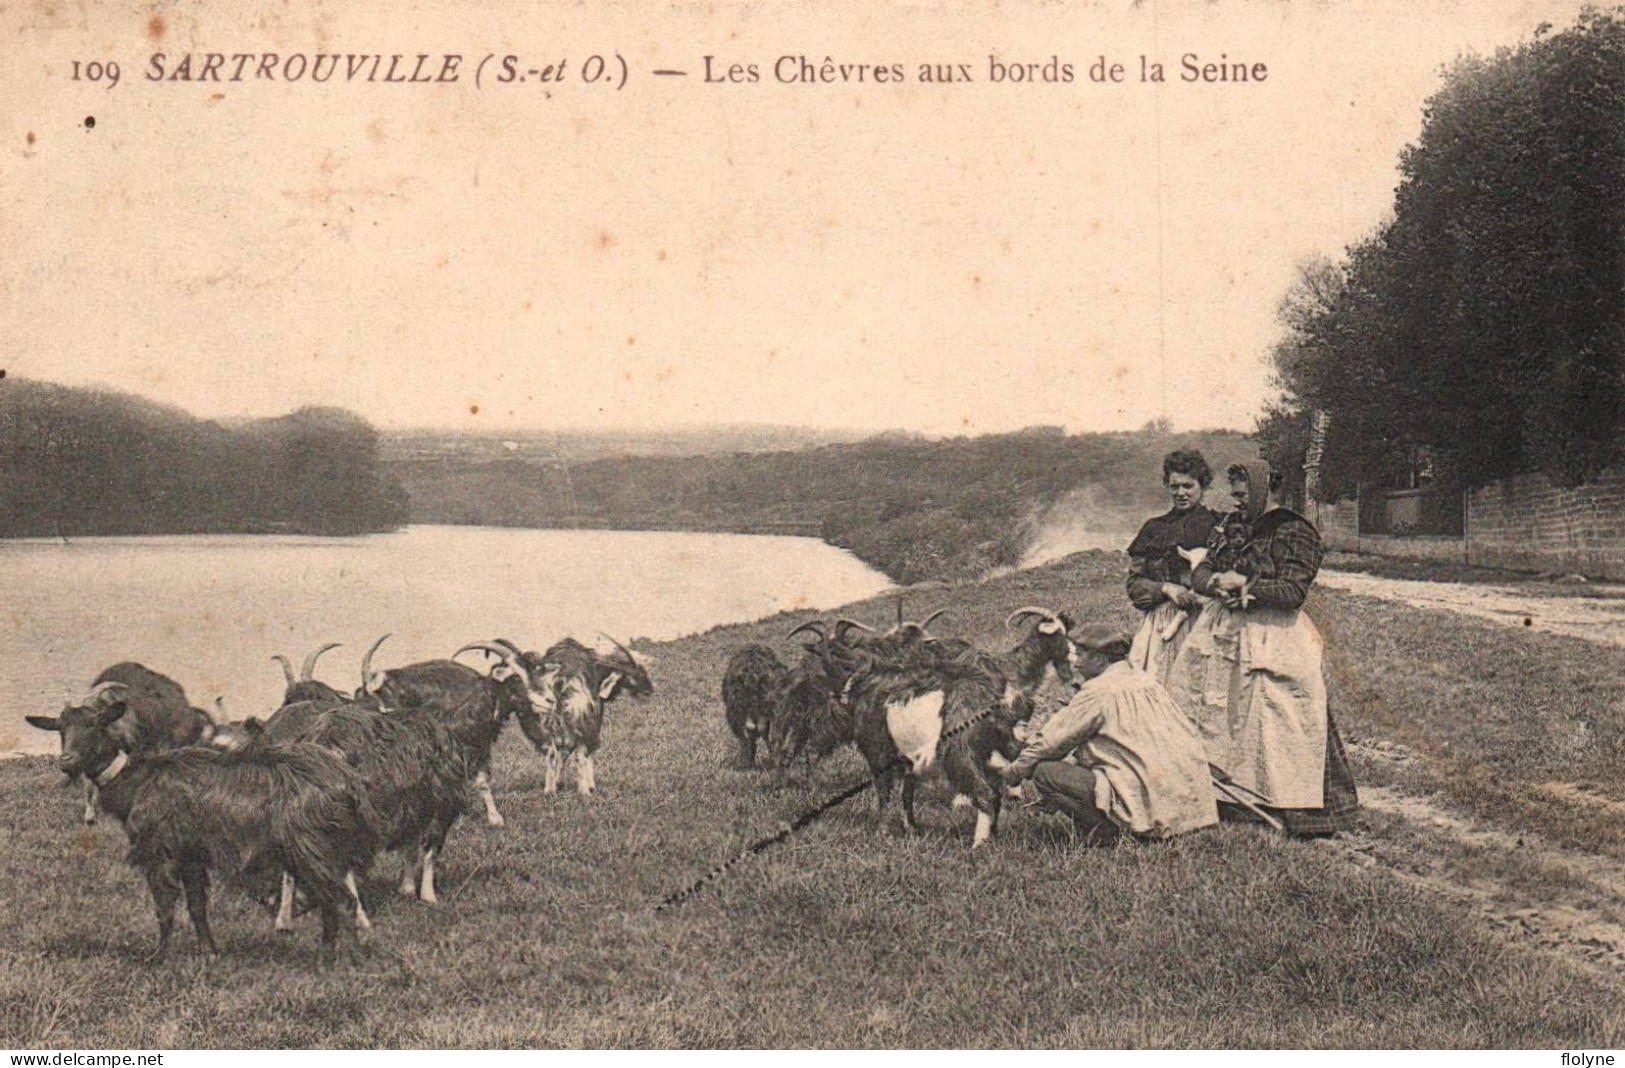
762,612,947,768
230,699,471,924
761,620,868,768
503,634,655,796
721,643,790,768
356,634,546,828
844,606,1077,848
29,701,374,967
30,663,215,825
851,656,1026,848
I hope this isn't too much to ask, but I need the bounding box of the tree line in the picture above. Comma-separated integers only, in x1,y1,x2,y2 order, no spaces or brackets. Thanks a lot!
1258,8,1625,499
0,377,409,537
390,424,1254,583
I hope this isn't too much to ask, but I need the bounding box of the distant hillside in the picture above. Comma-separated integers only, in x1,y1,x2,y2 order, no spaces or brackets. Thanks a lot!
0,378,407,538
380,424,872,466
388,426,1257,582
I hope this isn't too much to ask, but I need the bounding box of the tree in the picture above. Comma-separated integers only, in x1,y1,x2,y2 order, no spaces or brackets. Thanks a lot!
1258,8,1625,492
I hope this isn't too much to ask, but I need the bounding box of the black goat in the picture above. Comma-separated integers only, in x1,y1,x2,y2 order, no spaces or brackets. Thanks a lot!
357,634,545,828
721,643,790,768
30,701,374,967
233,699,471,924
844,605,1077,848
761,612,948,769
29,663,214,825
851,657,1024,848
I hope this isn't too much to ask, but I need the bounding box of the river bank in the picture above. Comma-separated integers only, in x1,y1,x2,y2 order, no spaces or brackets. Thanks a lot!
3,549,1621,1046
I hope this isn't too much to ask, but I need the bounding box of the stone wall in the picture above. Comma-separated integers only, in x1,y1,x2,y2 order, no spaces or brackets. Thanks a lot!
1466,468,1625,579
1309,468,1625,580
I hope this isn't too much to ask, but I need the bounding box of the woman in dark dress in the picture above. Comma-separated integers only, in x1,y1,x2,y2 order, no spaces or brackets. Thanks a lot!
1125,449,1220,684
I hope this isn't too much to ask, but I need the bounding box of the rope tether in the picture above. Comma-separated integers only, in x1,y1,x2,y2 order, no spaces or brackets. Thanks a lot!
654,700,999,913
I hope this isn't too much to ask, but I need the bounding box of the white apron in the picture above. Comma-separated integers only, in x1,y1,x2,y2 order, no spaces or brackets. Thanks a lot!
1127,600,1203,687
1228,606,1328,809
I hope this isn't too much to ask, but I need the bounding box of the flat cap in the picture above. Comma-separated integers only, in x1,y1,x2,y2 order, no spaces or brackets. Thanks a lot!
1072,623,1132,654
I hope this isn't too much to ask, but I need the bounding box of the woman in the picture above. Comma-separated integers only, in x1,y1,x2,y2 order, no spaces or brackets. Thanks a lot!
1185,460,1359,836
1125,449,1219,684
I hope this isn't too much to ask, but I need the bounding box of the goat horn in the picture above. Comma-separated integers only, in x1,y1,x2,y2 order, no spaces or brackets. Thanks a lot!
492,638,525,657
786,620,827,641
596,632,635,660
918,608,951,631
454,642,523,675
271,654,296,687
300,642,342,682
834,618,876,635
1005,606,1059,630
359,633,391,693
80,681,128,706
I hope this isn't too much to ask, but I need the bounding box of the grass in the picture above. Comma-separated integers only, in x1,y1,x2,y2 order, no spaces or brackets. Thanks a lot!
1,551,1622,1048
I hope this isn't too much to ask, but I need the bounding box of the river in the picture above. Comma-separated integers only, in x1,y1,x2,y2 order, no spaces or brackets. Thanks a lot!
0,526,892,756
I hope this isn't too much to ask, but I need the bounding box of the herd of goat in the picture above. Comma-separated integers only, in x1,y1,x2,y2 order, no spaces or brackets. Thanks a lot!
26,633,652,967
26,603,1085,968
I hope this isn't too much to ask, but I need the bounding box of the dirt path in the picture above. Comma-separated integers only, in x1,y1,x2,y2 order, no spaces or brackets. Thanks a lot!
1333,740,1625,983
1318,569,1625,648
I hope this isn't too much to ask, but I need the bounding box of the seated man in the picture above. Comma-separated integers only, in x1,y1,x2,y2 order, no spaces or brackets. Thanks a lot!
1002,624,1218,842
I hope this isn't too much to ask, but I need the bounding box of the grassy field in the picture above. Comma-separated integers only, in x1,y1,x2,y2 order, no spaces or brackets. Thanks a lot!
2,551,1622,1048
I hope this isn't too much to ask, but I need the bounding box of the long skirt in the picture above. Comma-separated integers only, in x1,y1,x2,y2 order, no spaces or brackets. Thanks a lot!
1127,600,1201,686
1167,602,1359,834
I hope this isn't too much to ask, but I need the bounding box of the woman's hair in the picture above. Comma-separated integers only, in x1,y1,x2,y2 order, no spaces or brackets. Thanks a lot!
1227,462,1284,494
1162,449,1212,488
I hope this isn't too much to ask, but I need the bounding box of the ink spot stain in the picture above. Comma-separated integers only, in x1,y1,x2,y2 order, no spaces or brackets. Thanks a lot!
147,14,165,40
469,404,480,416
626,335,635,347
1113,365,1130,380
594,229,617,251
0,369,6,379
25,131,35,145
83,116,95,130
656,249,668,262
1524,617,1532,627
970,274,981,287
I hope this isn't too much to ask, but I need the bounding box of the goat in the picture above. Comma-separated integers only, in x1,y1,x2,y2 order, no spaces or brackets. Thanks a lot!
761,620,870,768
506,634,655,796
29,664,214,825
30,701,374,967
357,634,546,829
843,606,1077,848
721,643,790,768
271,643,348,707
226,699,471,924
759,609,952,769
851,656,1026,848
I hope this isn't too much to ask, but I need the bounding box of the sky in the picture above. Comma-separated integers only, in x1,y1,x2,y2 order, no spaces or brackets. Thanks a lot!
0,0,1596,437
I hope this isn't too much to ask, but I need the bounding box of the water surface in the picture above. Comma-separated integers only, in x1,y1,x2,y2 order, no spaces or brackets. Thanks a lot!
1,526,891,755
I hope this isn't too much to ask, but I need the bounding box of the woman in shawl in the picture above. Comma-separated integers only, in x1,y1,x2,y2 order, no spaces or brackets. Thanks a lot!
1125,449,1220,684
1187,460,1359,836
